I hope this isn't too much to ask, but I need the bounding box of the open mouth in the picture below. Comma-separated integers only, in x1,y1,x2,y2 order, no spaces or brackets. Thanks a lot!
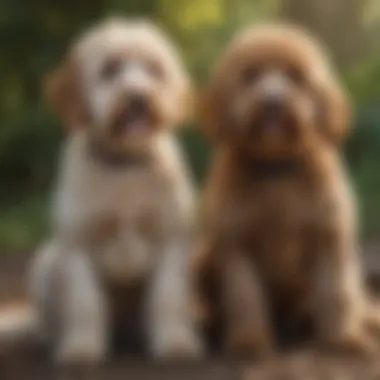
259,117,283,133
251,112,296,137
113,98,152,135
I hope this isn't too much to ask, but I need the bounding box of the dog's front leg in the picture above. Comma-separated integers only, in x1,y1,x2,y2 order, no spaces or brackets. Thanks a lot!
56,247,108,365
221,249,275,358
315,228,379,354
146,236,204,359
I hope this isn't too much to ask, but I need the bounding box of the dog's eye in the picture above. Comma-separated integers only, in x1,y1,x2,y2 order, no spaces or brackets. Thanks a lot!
286,67,305,85
241,66,261,85
100,58,121,81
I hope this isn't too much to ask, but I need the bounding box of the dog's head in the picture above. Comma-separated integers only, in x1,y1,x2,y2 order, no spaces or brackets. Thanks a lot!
45,18,191,154
202,24,350,159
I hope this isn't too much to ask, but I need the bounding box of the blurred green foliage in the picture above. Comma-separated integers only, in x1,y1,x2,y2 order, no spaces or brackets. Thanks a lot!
1,0,380,252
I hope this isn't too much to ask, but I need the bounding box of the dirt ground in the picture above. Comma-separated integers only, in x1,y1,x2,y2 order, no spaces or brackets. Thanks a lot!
2,347,380,380
2,247,380,380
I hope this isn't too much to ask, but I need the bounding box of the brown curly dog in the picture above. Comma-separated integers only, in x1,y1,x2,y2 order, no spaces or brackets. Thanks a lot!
193,23,380,358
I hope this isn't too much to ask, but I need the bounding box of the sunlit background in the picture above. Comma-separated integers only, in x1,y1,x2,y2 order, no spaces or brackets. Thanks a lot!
1,0,380,252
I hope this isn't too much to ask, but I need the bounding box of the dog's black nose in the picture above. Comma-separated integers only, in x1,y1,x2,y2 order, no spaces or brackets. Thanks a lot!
129,94,149,115
262,94,285,114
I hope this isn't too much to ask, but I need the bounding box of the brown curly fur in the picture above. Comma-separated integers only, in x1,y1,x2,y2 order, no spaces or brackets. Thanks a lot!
193,23,380,358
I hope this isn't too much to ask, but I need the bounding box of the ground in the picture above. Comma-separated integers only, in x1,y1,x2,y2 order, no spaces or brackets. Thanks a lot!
1,247,380,379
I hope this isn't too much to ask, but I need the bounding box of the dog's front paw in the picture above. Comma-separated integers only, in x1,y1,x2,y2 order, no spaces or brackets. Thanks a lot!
56,334,107,367
151,327,205,360
325,330,380,357
225,328,275,359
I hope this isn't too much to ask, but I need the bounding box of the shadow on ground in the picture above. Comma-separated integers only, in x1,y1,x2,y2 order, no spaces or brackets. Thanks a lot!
1,246,380,380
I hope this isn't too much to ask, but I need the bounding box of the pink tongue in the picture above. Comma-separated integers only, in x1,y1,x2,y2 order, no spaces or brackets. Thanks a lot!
265,121,282,133
127,117,148,132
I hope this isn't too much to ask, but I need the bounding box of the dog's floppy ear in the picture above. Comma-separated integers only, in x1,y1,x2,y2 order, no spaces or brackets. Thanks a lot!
175,76,194,126
200,79,227,142
318,72,351,145
44,58,89,129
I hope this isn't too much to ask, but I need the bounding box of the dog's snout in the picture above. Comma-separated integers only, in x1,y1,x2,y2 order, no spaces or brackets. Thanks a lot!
261,94,285,114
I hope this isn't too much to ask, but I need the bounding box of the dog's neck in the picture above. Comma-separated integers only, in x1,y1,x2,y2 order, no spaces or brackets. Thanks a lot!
87,138,151,170
234,152,302,180
248,158,301,179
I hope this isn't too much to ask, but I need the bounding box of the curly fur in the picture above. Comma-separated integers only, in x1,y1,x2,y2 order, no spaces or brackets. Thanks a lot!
30,18,202,365
194,23,380,358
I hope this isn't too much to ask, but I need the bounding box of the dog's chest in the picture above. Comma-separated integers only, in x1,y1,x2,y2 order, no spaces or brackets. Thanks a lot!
73,169,181,283
65,165,179,245
239,180,321,286
108,172,174,237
